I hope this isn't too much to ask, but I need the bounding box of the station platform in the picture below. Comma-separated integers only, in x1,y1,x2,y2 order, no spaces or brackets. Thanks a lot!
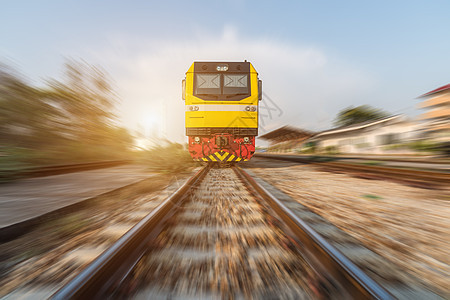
0,165,154,230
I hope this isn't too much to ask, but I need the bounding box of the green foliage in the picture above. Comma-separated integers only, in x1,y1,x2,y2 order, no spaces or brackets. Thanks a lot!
0,147,33,181
381,140,441,153
297,142,316,154
0,64,63,149
324,145,339,154
382,143,407,151
407,140,440,152
297,147,315,154
362,161,383,166
44,59,119,144
0,60,135,181
139,142,197,174
44,213,90,238
362,194,383,200
334,105,390,127
298,143,317,154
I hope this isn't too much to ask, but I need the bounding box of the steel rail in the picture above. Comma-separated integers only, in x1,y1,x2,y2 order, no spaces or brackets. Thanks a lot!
53,164,393,299
51,165,210,299
256,153,450,185
259,153,449,165
320,161,449,182
235,166,394,300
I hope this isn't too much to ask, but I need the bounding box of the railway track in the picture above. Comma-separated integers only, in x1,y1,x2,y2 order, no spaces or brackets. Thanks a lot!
256,153,450,188
50,165,393,299
0,174,184,297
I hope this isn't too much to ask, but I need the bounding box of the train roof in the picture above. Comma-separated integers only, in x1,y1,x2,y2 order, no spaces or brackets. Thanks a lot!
188,61,257,73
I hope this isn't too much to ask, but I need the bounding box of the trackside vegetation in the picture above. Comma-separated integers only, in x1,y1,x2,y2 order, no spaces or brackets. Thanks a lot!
0,60,133,180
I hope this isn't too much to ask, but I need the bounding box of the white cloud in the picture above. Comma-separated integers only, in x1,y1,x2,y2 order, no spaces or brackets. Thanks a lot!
86,26,374,143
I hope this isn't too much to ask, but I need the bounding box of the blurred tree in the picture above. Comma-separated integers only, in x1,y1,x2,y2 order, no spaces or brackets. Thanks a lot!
0,64,65,150
0,60,135,171
44,59,118,146
333,105,390,127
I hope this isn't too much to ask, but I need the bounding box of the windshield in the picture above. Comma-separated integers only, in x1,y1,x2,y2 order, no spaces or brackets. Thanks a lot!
195,74,221,94
194,73,250,100
223,74,248,94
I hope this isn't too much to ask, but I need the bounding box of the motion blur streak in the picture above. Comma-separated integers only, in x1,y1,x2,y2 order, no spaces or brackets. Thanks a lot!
0,60,134,180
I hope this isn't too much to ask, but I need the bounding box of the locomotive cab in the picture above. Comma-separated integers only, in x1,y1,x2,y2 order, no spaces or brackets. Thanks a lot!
183,61,261,162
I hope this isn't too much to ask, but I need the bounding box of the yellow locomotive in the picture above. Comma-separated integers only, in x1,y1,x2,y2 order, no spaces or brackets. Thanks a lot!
182,61,262,162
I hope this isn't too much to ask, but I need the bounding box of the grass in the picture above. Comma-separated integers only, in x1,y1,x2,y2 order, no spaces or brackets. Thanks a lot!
362,161,384,166
309,156,338,162
0,147,34,182
138,142,199,174
0,142,198,182
0,143,134,183
362,194,383,200
43,213,91,238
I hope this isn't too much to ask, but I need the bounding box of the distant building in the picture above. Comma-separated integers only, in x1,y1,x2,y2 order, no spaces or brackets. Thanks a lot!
309,115,420,154
417,84,450,142
259,126,314,151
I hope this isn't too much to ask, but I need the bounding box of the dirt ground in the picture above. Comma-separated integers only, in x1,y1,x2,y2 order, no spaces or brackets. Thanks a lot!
243,158,450,296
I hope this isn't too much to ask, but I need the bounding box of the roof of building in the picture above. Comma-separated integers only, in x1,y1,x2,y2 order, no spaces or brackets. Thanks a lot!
258,126,314,143
312,115,404,138
418,83,450,98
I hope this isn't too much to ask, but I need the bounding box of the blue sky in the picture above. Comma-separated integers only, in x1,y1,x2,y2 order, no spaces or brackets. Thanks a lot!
1,1,449,143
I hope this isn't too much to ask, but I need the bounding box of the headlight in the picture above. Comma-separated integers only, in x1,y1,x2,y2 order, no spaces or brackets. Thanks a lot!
244,137,250,143
190,106,199,111
216,64,229,71
194,137,200,142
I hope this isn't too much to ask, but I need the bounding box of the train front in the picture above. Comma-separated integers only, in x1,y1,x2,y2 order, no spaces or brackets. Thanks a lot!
183,61,262,162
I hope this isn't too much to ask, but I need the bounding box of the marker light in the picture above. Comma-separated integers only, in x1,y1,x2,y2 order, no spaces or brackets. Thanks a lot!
216,64,229,71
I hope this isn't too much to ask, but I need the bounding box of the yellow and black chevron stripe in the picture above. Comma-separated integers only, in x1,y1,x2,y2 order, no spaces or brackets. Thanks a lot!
194,151,245,162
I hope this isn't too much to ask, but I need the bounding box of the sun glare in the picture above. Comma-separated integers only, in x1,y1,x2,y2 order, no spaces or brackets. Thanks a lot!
143,114,159,133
